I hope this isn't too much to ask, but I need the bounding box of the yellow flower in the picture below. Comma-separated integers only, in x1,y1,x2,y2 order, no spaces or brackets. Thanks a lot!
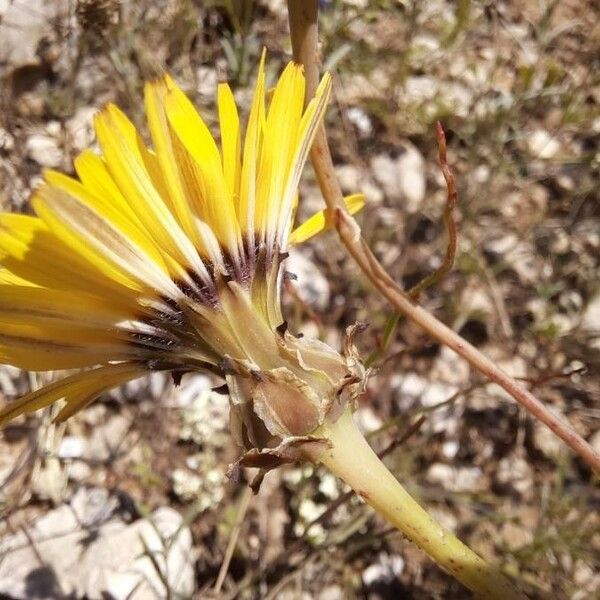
0,56,364,446
0,52,522,598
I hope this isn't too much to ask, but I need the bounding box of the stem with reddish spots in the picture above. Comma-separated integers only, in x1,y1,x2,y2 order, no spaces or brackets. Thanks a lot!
317,409,526,599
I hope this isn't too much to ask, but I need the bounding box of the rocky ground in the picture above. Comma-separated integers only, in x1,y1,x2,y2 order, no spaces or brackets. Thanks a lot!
0,1,598,599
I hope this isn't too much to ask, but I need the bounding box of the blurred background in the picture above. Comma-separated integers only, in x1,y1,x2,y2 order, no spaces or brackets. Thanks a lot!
0,1,598,598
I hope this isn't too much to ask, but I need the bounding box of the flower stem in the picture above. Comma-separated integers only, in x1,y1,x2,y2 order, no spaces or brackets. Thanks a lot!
316,410,527,599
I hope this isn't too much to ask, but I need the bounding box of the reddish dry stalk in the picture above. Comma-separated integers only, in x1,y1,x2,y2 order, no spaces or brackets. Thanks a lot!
407,122,458,298
366,121,457,365
287,0,600,475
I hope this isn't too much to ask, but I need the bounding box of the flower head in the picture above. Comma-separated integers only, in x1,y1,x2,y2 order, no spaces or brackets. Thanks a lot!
0,57,364,460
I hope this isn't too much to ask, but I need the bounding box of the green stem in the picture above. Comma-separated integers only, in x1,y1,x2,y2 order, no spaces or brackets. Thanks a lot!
316,410,527,599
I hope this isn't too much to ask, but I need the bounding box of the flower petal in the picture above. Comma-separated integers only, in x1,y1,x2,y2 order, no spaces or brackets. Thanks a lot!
255,62,306,245
289,193,365,245
277,72,332,248
144,76,212,274
239,50,266,251
33,185,180,298
165,83,242,264
94,104,209,278
218,82,241,203
0,363,145,426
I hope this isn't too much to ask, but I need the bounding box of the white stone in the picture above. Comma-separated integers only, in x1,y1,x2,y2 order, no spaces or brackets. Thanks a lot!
505,241,544,284
572,560,600,600
335,163,384,203
362,553,404,586
172,461,224,509
318,585,345,600
282,465,313,486
484,233,519,255
500,521,533,551
318,474,340,500
85,413,131,461
298,497,325,523
495,454,533,496
396,372,428,398
66,107,97,151
346,106,372,137
472,164,491,183
355,405,383,433
179,388,229,446
278,592,312,600
147,370,169,399
30,455,67,504
45,120,61,137
286,251,330,311
483,356,529,403
556,174,576,192
0,366,19,396
173,372,212,407
548,312,576,335
533,419,566,461
412,34,440,52
444,82,474,118
58,435,86,459
370,143,426,212
129,507,195,600
66,460,92,482
426,463,485,493
459,283,494,316
196,66,218,98
342,70,390,104
0,494,195,600
0,0,65,67
442,440,460,459
527,129,561,159
0,127,14,151
72,487,119,524
432,346,471,386
421,382,459,408
26,134,63,168
404,76,438,103
80,404,107,426
295,498,326,542
559,290,582,313
265,0,287,17
581,294,600,334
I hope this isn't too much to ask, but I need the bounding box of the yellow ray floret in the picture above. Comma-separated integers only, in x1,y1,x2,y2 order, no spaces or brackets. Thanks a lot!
238,51,266,246
289,194,366,245
218,82,241,202
0,363,146,427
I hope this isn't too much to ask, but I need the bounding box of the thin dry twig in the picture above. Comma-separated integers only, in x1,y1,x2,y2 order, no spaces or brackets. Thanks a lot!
366,122,458,367
518,365,588,388
287,0,600,475
476,254,514,338
407,121,458,298
214,485,253,593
